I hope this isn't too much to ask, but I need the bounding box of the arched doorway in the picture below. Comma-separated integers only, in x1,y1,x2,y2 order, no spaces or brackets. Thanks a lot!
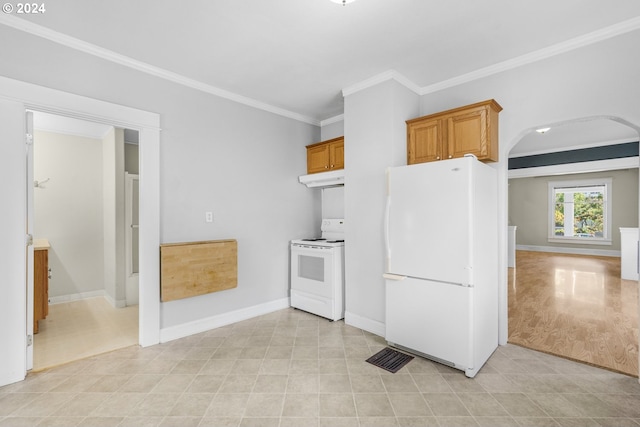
506,117,640,376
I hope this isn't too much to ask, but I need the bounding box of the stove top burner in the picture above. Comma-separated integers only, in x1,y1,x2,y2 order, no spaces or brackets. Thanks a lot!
302,238,326,242
327,240,344,243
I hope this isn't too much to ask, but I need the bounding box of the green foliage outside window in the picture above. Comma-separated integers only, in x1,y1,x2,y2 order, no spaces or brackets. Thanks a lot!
554,189,604,237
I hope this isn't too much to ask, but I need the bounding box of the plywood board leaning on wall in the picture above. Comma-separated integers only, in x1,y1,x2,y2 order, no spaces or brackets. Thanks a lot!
160,240,237,302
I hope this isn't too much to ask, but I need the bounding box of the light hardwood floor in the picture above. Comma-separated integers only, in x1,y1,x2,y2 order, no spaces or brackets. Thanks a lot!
509,250,639,377
33,297,138,371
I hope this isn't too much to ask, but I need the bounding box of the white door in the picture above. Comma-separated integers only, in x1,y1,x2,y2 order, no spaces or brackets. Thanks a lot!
386,157,472,284
125,172,139,306
290,246,335,299
0,99,28,386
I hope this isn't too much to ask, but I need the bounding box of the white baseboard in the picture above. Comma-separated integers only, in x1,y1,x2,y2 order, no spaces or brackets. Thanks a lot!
0,373,24,388
104,293,127,309
159,298,291,343
344,311,385,338
516,244,620,257
48,290,106,305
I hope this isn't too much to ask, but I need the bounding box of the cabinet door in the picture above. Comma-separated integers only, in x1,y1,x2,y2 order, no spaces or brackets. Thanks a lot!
445,106,489,160
307,143,330,174
34,249,47,333
407,118,442,164
43,250,48,318
329,139,344,170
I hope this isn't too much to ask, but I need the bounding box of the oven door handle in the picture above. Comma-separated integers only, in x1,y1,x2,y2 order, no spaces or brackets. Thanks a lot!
384,195,391,269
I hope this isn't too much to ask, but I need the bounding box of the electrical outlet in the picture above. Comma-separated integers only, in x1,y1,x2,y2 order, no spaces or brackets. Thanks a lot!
205,211,213,223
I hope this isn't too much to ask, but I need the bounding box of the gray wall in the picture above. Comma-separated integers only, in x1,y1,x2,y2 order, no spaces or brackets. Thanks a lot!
0,24,319,330
2,20,640,338
320,120,344,141
509,169,639,252
344,80,419,330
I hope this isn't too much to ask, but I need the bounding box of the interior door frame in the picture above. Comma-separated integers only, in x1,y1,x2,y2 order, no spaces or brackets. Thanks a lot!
0,75,160,386
25,111,34,370
125,172,140,306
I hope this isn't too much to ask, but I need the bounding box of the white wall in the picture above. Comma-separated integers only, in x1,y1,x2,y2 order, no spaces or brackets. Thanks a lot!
33,130,105,299
321,187,344,219
0,24,319,337
343,80,419,333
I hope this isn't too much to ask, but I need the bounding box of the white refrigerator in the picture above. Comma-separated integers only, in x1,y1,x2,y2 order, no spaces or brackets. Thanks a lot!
384,155,498,378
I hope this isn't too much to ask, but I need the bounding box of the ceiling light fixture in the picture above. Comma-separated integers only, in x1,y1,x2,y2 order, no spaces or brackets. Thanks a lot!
330,0,356,5
536,127,551,134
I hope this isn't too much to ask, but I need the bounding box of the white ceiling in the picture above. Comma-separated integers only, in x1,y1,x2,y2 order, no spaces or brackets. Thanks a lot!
8,0,640,152
511,119,639,157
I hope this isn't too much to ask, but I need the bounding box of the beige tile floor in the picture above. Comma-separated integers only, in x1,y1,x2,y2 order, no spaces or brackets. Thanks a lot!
34,297,138,371
2,307,639,427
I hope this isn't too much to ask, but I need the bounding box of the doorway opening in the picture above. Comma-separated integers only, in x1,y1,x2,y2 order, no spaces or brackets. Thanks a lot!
507,117,640,376
30,111,140,370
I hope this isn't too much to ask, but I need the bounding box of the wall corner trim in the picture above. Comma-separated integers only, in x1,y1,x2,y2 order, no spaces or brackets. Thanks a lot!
320,114,344,127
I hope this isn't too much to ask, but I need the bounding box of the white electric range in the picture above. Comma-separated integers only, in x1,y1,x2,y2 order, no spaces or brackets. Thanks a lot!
290,219,345,321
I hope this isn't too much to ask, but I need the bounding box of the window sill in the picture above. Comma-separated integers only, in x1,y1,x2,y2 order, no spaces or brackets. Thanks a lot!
547,237,612,246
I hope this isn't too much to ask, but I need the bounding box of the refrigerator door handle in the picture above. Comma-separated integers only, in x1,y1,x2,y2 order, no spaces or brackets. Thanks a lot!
384,195,391,268
383,273,406,281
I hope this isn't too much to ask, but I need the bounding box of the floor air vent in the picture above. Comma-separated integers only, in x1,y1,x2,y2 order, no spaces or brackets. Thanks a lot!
366,347,414,373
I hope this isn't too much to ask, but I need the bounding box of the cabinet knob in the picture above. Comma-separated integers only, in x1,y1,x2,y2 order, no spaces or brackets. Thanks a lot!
436,156,440,160
325,165,328,169
449,155,452,159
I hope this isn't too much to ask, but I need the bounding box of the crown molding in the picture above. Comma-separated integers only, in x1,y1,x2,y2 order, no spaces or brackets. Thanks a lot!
0,14,320,126
421,16,640,95
4,13,639,125
320,114,344,127
342,70,421,98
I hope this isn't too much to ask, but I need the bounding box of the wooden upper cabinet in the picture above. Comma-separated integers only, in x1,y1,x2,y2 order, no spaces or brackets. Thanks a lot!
407,99,502,165
307,143,330,174
328,138,344,170
306,136,344,174
407,117,443,163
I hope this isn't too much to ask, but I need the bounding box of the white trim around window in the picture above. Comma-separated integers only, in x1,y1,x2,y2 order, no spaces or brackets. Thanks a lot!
547,177,612,245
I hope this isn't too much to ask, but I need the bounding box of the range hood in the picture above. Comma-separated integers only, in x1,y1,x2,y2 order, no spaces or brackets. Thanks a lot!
298,169,345,188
